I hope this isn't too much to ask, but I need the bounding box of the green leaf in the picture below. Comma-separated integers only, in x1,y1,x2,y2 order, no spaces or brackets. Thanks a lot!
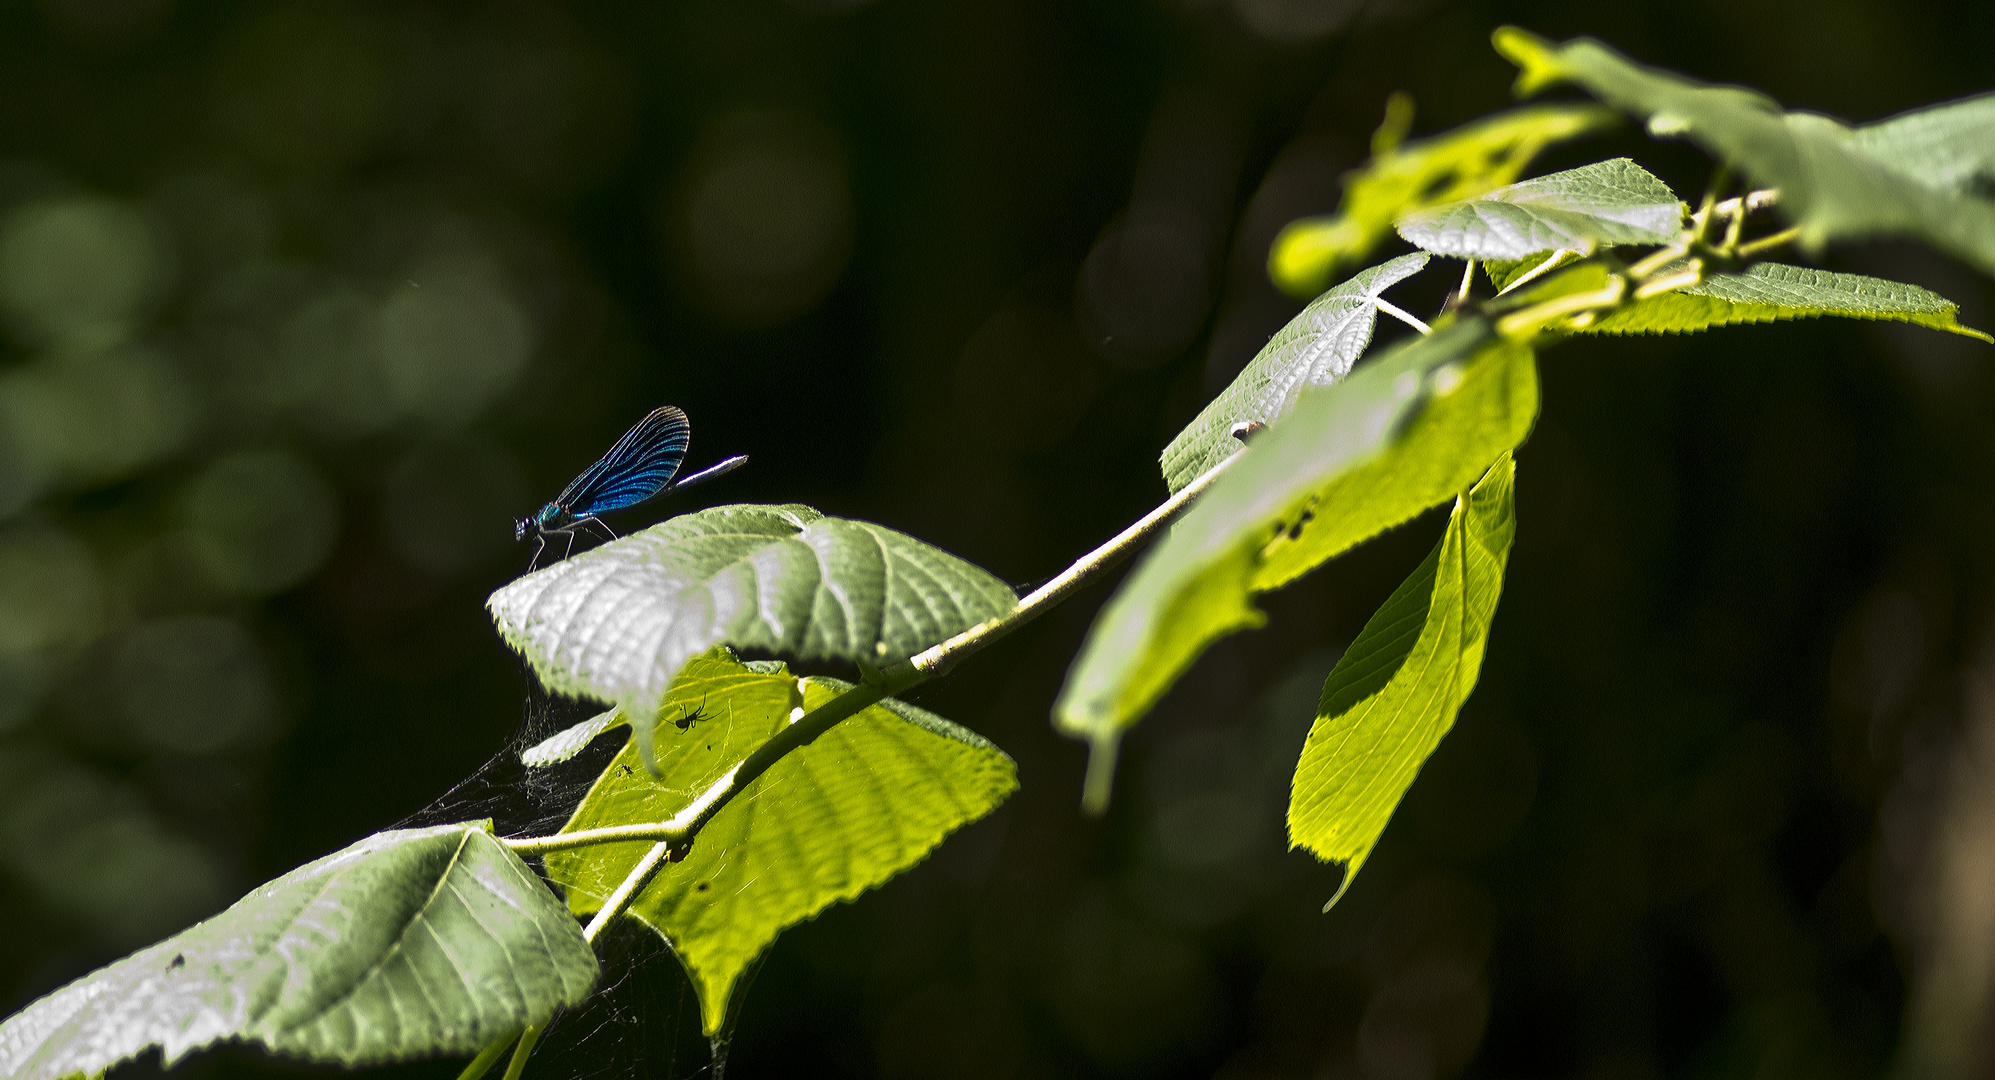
0,825,597,1080
487,504,1016,768
1482,250,1581,294
1055,320,1538,807
543,650,1016,1035
1586,261,1994,340
1269,103,1616,296
1395,158,1683,260
1289,455,1517,909
1851,93,1995,199
522,707,621,766
1161,253,1431,492
1493,27,1995,276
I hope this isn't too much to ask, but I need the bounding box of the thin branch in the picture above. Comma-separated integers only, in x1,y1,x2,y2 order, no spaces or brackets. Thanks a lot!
904,449,1243,678
1495,279,1626,338
1633,259,1703,300
1373,298,1432,335
1735,226,1802,259
1457,259,1476,304
501,449,1246,877
1708,188,1780,222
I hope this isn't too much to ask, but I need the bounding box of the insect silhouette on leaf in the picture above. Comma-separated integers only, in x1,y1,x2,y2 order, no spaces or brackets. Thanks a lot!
672,695,713,732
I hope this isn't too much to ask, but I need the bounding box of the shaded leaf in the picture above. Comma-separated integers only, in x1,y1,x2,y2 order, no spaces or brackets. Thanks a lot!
1587,261,1994,340
1055,320,1538,805
1494,27,1995,275
1289,457,1517,908
0,825,597,1080
1161,253,1430,492
1482,250,1579,294
1269,104,1615,296
543,650,1016,1034
1396,158,1682,260
487,504,1016,767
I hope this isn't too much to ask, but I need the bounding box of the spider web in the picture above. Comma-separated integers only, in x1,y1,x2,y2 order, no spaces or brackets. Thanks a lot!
392,662,729,1080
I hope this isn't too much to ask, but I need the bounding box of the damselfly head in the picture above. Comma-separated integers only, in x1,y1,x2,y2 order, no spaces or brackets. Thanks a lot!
514,516,532,541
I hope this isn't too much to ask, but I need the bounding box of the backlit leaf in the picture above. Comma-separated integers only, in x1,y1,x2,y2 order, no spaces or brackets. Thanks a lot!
1395,158,1682,260
487,504,1016,767
1055,320,1538,807
542,650,1016,1034
1587,261,1994,340
0,825,597,1080
1289,457,1516,908
1161,253,1430,492
1493,27,1995,275
1269,104,1615,296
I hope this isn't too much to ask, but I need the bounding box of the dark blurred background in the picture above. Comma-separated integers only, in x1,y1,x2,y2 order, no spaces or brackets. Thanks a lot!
2,1,1994,1078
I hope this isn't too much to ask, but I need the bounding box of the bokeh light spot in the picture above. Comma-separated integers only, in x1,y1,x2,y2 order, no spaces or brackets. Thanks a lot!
0,748,226,947
181,449,340,595
673,110,853,326
0,345,198,506
111,616,280,754
0,524,104,661
378,256,533,427
0,197,169,350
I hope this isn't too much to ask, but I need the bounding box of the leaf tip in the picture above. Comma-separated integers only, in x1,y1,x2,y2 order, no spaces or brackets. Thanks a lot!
1270,216,1364,298
1490,26,1562,97
1320,864,1356,913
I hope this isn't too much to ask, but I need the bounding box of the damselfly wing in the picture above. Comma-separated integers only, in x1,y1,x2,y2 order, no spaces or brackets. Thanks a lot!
516,405,747,563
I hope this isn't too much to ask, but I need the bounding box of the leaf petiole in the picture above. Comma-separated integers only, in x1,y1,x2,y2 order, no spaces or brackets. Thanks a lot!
456,1032,521,1080
1373,298,1433,335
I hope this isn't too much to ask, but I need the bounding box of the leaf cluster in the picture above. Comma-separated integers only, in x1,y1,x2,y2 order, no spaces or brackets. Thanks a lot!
7,25,1991,1080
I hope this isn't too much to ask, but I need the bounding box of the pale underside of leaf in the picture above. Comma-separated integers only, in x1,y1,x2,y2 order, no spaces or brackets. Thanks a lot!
522,707,622,766
1850,92,1995,200
1055,320,1539,804
1161,252,1431,492
1268,104,1615,296
1395,157,1683,260
542,652,1016,1034
1585,261,1994,340
1493,27,1995,276
0,825,598,1080
487,504,1015,766
1289,455,1518,909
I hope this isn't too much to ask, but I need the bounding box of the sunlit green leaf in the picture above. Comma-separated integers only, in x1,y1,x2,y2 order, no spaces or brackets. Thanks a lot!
0,825,597,1080
1395,158,1682,260
1493,27,1995,275
1162,253,1430,492
487,504,1016,768
1587,261,1994,340
543,650,1016,1034
1289,456,1516,909
1055,320,1538,807
1269,104,1615,296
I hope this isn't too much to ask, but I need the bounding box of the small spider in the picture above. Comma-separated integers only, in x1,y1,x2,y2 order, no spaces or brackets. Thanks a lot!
672,695,712,732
